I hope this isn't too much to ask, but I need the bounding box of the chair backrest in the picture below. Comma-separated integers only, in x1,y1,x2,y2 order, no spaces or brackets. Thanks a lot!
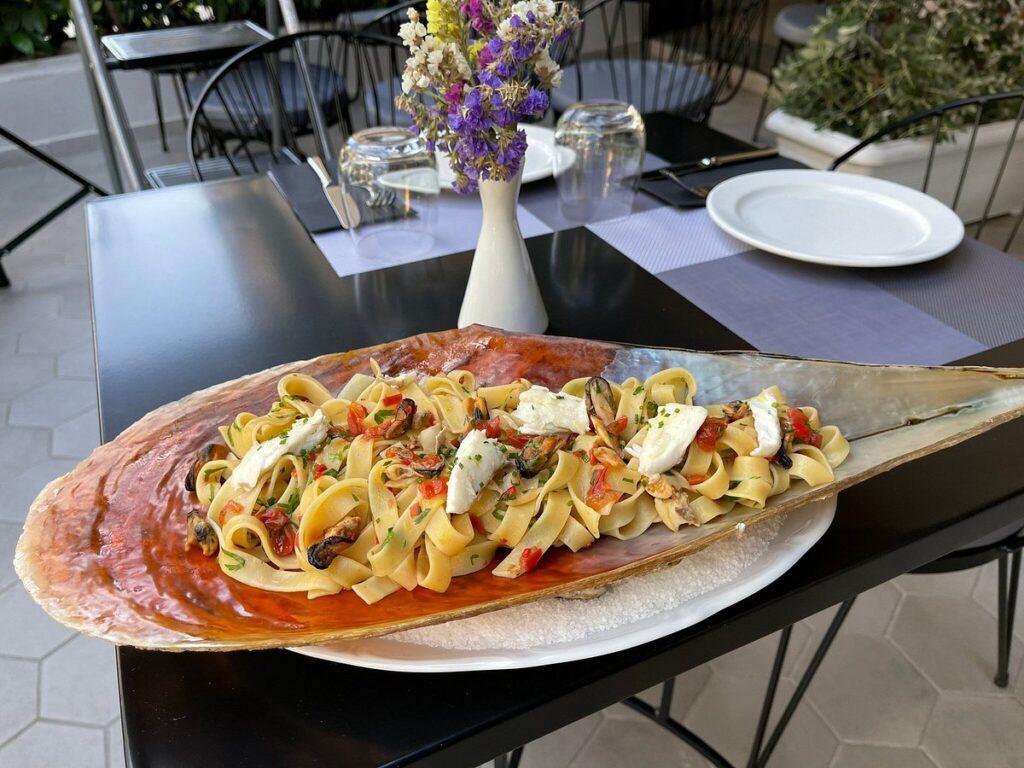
187,29,360,182
830,90,1024,251
354,1,427,127
555,0,767,120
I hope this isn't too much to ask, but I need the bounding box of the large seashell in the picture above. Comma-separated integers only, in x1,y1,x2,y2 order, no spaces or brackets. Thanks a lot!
14,326,1024,651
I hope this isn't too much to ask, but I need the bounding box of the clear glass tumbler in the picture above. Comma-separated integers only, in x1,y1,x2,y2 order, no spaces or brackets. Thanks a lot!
553,100,646,223
339,127,440,258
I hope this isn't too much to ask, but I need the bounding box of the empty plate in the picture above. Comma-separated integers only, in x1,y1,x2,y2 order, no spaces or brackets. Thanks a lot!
706,169,964,267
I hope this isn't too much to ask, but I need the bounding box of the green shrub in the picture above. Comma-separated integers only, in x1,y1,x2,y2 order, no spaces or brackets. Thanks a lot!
0,0,69,62
773,0,1024,140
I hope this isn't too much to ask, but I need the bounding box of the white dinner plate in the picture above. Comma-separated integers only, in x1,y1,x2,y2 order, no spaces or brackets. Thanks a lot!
289,497,835,672
705,169,964,267
435,124,575,191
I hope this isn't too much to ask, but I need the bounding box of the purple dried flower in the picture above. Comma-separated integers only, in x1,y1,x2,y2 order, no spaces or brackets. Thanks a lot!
520,88,549,117
478,70,502,88
511,38,536,62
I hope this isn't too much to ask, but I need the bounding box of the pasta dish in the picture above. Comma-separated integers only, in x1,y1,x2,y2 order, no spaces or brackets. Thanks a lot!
183,363,849,605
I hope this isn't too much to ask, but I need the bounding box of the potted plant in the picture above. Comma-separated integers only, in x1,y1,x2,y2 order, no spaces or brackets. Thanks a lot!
765,0,1024,222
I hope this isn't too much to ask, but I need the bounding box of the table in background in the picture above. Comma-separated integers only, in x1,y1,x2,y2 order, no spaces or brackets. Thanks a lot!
86,121,1024,767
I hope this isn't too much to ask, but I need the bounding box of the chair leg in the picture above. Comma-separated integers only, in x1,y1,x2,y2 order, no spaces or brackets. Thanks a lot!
995,550,1022,687
0,260,9,288
752,40,785,144
493,746,524,768
151,72,168,152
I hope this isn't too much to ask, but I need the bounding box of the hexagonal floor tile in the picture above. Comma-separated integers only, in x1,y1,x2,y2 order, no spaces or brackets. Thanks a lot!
40,635,120,726
832,744,937,768
8,377,97,429
0,293,61,336
972,559,1024,639
922,694,1024,768
632,664,713,723
684,672,837,767
516,712,601,768
0,721,106,768
0,656,38,744
2,457,80,524
890,594,1020,693
57,344,96,380
51,408,100,459
570,710,710,768
895,568,981,597
107,719,126,768
16,315,92,357
805,581,902,638
709,625,811,681
0,354,56,401
807,635,936,746
0,586,73,659
0,522,21,591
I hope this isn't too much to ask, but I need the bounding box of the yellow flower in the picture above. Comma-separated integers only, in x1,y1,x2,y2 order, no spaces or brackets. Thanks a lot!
426,0,463,43
426,0,443,35
468,39,486,66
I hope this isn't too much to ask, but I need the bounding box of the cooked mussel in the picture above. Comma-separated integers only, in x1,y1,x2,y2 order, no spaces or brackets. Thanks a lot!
307,516,362,569
184,509,218,556
382,398,417,439
515,434,568,477
184,443,230,493
465,396,489,422
585,376,616,426
723,400,751,421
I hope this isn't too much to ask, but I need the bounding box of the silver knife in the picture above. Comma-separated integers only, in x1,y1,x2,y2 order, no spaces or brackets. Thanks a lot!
640,147,779,182
308,157,360,230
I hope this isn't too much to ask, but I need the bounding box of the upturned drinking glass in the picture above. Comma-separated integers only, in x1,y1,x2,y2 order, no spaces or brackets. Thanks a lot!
339,127,440,258
553,100,646,223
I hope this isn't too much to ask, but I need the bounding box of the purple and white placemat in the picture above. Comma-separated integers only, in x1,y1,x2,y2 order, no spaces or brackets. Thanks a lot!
312,171,1024,366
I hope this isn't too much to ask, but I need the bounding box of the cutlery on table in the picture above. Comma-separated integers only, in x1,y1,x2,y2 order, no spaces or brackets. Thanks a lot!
640,147,779,183
308,157,360,229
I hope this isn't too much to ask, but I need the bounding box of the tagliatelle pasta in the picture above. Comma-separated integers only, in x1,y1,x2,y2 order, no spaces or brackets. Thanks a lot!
183,363,849,604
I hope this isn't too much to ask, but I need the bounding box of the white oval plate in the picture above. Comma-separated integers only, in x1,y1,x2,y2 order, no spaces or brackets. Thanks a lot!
706,169,964,267
289,497,835,672
435,124,576,191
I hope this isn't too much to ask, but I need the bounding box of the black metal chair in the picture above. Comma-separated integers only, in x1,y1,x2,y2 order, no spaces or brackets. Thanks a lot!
830,92,1024,685
829,89,1024,253
355,0,428,127
552,0,767,121
145,30,358,186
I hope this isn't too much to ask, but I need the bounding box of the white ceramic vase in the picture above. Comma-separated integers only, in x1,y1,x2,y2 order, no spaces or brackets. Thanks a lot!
458,169,549,333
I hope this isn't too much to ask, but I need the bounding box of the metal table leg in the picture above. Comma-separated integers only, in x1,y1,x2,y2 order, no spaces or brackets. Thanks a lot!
612,597,855,768
0,126,108,287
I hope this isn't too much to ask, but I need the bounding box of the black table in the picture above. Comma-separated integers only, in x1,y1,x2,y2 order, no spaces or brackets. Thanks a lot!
101,20,273,71
86,120,1024,768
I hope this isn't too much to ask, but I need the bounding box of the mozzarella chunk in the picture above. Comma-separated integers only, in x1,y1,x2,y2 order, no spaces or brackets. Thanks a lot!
748,389,783,458
511,386,590,435
638,404,708,477
232,410,329,490
446,429,506,515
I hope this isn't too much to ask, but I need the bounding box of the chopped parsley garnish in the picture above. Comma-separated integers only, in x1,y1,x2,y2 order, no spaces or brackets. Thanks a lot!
202,466,221,479
277,428,291,444
492,506,506,521
470,553,480,564
223,551,245,571
208,485,216,503
374,409,395,425
633,385,645,396
382,527,395,546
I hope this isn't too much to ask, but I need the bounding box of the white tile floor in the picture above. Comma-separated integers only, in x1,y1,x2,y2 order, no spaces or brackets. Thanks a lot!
2,82,1024,768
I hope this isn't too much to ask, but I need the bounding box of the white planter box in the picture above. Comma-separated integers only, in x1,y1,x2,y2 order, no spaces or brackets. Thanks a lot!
766,109,1024,223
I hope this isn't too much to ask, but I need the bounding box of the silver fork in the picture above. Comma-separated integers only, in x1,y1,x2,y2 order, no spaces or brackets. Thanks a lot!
363,185,397,208
661,170,715,199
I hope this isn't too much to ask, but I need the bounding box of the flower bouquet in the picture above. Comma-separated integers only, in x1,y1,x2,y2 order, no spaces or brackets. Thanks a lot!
396,0,579,193
395,0,580,333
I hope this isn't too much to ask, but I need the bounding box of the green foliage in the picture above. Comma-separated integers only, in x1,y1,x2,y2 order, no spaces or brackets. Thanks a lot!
773,0,1024,140
0,0,69,62
0,0,393,63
